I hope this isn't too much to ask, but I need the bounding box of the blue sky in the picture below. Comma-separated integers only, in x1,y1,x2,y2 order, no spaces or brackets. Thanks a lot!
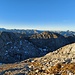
0,0,75,31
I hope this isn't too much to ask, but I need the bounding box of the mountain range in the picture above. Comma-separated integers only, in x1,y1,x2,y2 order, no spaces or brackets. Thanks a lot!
0,28,75,75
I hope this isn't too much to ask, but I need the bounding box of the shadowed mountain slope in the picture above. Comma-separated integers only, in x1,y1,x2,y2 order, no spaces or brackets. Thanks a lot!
0,31,75,63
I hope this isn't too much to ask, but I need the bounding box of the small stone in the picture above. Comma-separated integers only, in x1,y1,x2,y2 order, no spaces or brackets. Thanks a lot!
69,72,73,75
28,66,32,68
35,69,39,73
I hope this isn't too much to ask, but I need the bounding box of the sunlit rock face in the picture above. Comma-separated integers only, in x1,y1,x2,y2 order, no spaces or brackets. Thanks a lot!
29,31,69,52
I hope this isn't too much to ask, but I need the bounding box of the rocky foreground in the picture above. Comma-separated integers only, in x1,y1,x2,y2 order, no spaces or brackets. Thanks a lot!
0,43,75,75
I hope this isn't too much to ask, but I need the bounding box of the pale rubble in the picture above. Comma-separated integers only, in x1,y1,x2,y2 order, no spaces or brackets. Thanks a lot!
27,43,75,75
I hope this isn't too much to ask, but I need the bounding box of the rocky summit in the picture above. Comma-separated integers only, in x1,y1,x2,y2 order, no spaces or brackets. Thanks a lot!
30,31,69,52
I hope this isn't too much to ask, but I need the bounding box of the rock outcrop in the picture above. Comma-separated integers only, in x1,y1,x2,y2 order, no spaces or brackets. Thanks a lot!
30,31,69,52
